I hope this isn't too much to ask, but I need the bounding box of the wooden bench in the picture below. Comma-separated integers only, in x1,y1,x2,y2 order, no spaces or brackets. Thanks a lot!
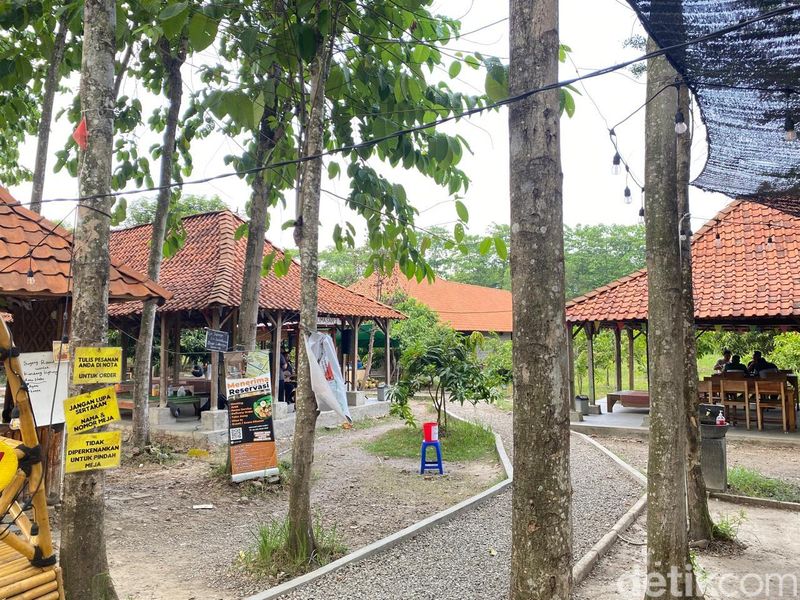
606,390,650,413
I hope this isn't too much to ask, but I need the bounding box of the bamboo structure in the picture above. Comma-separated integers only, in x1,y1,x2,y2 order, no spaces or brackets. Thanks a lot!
0,319,64,599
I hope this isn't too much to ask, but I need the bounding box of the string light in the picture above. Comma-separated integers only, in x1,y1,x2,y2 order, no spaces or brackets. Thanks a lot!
26,258,34,286
766,235,775,250
612,152,622,175
675,109,688,135
624,185,632,204
638,206,645,224
714,232,722,248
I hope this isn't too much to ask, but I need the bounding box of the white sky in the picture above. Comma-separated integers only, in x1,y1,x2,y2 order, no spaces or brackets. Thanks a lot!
8,0,733,249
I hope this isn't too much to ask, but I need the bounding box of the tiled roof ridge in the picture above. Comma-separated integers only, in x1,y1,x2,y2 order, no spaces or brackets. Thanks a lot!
325,272,400,315
208,210,240,306
690,198,745,241
112,209,235,233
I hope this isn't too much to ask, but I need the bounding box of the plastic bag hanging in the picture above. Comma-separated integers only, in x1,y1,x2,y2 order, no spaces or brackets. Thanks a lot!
304,332,352,423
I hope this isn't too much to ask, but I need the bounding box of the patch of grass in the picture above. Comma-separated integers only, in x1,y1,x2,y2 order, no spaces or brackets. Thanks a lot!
728,466,800,503
712,510,747,542
317,416,387,436
124,442,178,466
364,418,497,462
239,516,346,580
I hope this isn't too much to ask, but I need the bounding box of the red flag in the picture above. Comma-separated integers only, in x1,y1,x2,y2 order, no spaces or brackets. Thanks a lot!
72,117,88,149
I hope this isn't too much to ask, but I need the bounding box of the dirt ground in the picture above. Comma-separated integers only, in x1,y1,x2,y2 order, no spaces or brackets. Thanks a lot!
51,415,503,600
574,500,800,599
596,436,800,484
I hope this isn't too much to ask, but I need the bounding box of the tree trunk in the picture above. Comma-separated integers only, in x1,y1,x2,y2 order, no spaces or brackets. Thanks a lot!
287,17,334,558
677,84,714,543
236,75,285,352
60,1,117,598
131,36,187,449
508,0,572,598
29,11,70,213
643,39,698,599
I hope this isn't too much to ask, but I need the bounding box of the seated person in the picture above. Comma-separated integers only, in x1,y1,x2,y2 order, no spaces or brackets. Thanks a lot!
713,349,732,373
747,351,778,375
723,354,748,373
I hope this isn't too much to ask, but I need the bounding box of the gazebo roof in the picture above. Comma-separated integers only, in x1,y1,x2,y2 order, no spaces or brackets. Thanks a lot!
0,187,172,302
108,210,402,321
351,267,513,333
566,200,800,327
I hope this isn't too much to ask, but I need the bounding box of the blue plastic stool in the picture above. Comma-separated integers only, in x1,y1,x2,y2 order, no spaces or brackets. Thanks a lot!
420,440,444,475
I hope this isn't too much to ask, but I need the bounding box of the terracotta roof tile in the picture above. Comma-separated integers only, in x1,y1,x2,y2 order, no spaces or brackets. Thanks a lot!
108,211,402,320
566,199,800,325
0,187,171,303
350,268,512,333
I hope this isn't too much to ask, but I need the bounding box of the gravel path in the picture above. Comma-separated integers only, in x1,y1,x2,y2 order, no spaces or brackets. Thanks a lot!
283,405,643,600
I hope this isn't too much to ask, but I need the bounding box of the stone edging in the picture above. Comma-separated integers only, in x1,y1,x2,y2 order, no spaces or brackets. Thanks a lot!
710,491,800,512
244,417,513,600
570,431,648,585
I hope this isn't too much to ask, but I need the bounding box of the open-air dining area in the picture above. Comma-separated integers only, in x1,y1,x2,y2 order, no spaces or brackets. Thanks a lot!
567,199,800,439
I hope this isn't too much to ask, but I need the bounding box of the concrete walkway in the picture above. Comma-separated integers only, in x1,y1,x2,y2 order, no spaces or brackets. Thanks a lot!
281,403,643,600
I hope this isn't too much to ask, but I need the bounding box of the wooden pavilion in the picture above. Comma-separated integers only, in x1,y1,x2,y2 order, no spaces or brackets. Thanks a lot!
107,210,404,409
0,187,172,497
566,199,800,404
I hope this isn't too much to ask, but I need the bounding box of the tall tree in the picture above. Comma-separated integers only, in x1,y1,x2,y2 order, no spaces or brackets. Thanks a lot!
677,83,713,543
643,41,698,599
30,8,71,213
59,0,117,597
131,32,188,449
288,1,337,557
508,0,572,598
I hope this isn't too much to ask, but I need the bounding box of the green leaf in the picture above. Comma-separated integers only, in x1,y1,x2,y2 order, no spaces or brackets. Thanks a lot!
464,55,480,69
455,200,469,222
448,61,461,79
479,237,492,255
261,251,276,276
297,25,317,62
188,12,218,52
495,236,508,260
159,2,188,20
560,89,576,118
234,222,248,240
327,162,340,179
431,135,448,162
485,63,508,103
454,223,465,243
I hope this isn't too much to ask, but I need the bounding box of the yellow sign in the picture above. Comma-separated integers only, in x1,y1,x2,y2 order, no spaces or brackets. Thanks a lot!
72,347,122,385
0,442,19,490
63,386,121,434
64,431,122,473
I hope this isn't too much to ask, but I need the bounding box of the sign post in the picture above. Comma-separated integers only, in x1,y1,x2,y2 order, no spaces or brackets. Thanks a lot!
223,350,279,482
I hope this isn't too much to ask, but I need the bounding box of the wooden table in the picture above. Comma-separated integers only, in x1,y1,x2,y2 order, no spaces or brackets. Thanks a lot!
606,390,649,413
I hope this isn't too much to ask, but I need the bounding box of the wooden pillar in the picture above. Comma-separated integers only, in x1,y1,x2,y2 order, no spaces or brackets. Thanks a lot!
120,327,129,381
614,327,623,392
339,319,346,379
272,312,283,398
172,315,181,386
384,319,392,385
159,313,168,407
567,324,575,402
350,318,361,391
627,328,635,390
209,310,220,412
586,323,596,404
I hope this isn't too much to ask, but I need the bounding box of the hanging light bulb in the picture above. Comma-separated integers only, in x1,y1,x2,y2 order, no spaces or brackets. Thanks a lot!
612,152,622,175
785,116,797,142
26,268,34,286
766,235,775,250
623,186,632,204
714,232,722,249
675,110,688,135
638,207,645,224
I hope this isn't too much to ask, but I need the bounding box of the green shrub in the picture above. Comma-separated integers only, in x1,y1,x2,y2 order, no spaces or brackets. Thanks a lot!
728,466,800,502
364,418,496,462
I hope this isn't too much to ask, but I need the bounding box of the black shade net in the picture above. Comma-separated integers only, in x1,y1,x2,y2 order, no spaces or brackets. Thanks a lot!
626,1,800,200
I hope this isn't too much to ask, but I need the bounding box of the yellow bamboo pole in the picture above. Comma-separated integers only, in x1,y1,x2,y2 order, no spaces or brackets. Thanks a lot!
0,569,55,597
0,319,55,562
0,566,42,588
7,578,58,600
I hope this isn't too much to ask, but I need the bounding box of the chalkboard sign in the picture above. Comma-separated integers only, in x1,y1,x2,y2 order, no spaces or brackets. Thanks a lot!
205,329,229,352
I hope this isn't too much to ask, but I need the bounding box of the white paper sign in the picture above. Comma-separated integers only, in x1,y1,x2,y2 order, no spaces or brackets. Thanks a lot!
19,352,68,426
